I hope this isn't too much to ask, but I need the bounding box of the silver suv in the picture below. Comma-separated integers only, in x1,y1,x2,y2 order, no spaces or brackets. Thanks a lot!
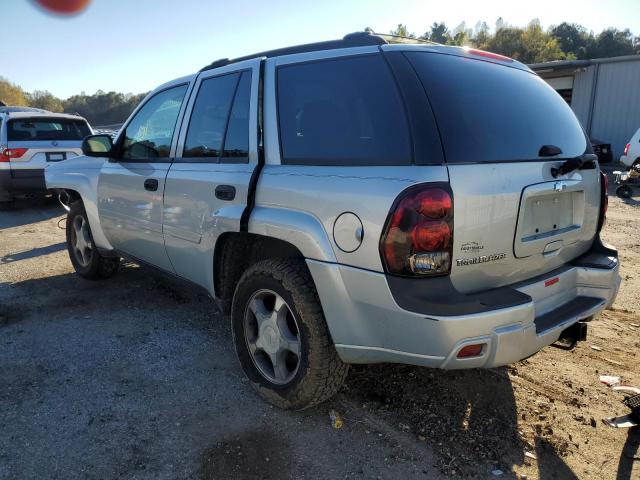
0,107,92,206
46,33,621,409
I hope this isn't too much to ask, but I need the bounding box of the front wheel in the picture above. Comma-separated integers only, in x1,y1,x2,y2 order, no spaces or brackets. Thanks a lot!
66,202,120,279
616,184,633,199
231,259,349,410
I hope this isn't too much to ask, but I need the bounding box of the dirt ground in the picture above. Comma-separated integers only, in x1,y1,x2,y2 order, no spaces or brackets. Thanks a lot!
0,179,638,480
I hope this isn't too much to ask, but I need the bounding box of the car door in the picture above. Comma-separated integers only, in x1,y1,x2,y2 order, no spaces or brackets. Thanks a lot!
97,82,191,272
163,60,260,291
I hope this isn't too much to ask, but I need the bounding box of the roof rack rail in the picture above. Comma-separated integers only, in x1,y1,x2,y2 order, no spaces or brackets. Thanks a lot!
200,31,387,72
373,32,440,46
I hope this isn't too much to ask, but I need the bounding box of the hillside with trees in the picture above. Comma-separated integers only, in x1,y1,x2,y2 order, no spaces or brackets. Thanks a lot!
0,76,146,127
387,18,639,63
2,18,638,125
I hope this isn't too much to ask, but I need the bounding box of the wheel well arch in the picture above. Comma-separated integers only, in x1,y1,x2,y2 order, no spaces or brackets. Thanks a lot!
214,232,306,314
59,188,82,207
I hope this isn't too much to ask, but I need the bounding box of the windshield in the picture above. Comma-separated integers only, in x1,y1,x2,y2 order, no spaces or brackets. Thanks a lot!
8,118,91,141
405,52,587,163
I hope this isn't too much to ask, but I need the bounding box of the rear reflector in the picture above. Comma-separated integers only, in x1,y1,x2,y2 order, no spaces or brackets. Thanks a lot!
457,344,485,358
623,143,630,156
0,147,28,162
544,277,559,287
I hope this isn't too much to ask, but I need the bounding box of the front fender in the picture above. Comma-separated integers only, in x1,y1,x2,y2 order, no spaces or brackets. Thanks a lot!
45,156,113,250
248,206,337,262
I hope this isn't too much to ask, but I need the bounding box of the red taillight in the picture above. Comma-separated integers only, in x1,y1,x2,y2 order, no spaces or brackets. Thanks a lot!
623,143,630,156
466,48,514,63
597,171,608,232
0,148,28,163
457,344,485,358
380,184,453,276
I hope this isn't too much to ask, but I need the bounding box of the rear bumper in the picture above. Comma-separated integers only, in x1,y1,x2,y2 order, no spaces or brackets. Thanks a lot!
0,168,47,199
309,239,620,369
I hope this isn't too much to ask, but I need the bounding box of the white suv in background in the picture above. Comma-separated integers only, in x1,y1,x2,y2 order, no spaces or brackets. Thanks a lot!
620,127,640,168
0,107,92,207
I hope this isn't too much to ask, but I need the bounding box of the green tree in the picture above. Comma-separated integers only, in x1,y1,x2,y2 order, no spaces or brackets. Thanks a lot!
0,77,28,106
472,21,491,49
421,22,450,44
485,20,566,63
588,28,635,58
549,22,590,59
27,90,63,112
389,24,415,38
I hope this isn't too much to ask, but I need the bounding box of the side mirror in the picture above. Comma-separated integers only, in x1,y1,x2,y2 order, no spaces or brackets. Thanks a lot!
82,134,114,157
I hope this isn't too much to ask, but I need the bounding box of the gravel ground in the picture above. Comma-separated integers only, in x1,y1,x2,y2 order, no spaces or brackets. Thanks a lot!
0,180,638,479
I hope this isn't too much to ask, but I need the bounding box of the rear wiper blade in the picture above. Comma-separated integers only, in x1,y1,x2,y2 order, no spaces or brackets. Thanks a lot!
551,156,584,178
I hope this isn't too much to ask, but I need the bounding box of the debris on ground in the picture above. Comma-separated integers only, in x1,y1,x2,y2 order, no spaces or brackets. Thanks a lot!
600,375,621,387
491,469,504,476
590,345,603,351
524,451,537,460
329,409,344,429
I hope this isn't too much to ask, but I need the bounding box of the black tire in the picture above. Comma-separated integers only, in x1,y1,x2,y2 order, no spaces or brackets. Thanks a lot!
231,258,349,410
616,185,633,199
66,202,120,280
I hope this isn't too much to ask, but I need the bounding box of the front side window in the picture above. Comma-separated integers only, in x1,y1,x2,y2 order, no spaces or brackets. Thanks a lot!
8,118,91,141
277,54,412,166
183,73,239,159
121,84,188,160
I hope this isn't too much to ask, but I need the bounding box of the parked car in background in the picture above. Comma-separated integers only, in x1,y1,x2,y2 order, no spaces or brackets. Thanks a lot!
47,32,619,410
590,138,613,164
0,108,92,207
620,127,640,168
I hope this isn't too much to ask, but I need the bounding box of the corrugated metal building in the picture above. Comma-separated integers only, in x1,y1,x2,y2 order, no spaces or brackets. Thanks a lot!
529,55,640,159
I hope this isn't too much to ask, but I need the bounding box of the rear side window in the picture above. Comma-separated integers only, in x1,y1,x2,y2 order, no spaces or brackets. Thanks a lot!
8,118,91,141
405,52,587,163
277,54,411,166
183,73,239,159
222,71,251,161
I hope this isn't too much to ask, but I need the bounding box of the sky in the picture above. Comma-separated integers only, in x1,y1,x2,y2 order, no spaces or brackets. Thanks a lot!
1,0,639,99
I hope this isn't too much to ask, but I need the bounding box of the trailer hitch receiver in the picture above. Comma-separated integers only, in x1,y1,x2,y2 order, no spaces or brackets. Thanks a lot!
554,321,588,350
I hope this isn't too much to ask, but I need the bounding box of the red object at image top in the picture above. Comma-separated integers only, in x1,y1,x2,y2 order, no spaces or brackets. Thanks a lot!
34,0,91,15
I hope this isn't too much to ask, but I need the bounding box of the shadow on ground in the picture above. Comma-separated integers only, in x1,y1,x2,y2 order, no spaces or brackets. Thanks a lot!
0,242,66,264
0,259,582,479
0,197,62,230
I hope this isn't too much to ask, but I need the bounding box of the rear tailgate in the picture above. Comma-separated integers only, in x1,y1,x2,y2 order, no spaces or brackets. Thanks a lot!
405,51,601,294
6,117,89,177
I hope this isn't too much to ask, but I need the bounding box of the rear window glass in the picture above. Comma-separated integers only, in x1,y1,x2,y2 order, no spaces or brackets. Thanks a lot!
8,118,91,141
405,52,587,163
277,54,412,166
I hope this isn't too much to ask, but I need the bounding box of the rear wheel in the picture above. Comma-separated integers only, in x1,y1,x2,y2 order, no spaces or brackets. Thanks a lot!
616,184,633,199
66,202,120,279
231,259,349,410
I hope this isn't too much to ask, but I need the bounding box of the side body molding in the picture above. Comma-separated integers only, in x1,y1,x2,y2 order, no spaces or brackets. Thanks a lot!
44,157,113,251
247,206,337,262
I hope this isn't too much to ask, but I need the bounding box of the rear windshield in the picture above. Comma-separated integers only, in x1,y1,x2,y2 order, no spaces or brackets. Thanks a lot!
405,52,587,163
8,118,91,141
